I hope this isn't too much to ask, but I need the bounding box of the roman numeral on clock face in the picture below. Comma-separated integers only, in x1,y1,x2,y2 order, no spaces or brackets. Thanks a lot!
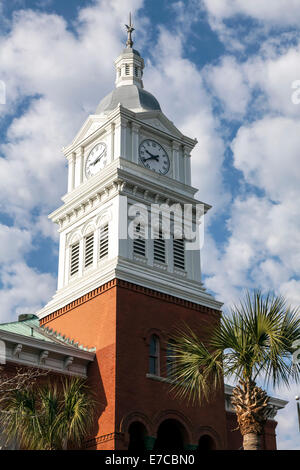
139,139,170,175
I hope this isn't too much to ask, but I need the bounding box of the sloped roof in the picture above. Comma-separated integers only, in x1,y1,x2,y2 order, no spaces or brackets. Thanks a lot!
0,315,95,353
96,84,161,114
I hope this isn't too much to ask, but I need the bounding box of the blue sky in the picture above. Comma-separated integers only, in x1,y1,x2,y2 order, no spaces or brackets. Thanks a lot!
0,0,300,449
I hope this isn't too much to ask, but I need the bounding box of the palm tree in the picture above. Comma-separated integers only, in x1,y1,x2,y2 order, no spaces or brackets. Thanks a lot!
169,290,300,450
0,377,95,450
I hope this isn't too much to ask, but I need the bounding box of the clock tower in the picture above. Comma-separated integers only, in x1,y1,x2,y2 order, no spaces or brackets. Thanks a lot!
38,17,227,450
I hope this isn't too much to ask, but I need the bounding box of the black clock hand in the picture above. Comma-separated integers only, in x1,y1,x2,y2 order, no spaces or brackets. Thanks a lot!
143,155,160,162
145,149,158,158
93,154,104,165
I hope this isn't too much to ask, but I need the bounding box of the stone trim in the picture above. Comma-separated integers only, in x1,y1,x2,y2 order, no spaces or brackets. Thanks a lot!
85,432,124,448
40,279,118,326
40,278,220,327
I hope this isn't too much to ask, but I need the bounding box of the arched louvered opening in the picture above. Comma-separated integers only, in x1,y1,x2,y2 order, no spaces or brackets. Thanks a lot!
99,224,109,260
70,242,80,276
154,231,166,264
173,238,185,270
133,223,146,257
84,233,94,268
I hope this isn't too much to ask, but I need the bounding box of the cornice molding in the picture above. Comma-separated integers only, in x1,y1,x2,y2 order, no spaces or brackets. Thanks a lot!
40,278,221,327
50,162,209,232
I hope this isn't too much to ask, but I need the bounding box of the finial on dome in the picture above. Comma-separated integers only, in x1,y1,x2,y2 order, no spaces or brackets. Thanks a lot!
125,12,135,48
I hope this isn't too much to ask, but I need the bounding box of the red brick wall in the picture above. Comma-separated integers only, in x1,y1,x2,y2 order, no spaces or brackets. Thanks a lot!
41,281,118,449
40,279,278,451
115,281,227,450
41,279,228,450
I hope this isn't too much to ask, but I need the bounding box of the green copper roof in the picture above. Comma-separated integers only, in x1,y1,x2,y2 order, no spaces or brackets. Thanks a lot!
0,315,96,353
0,317,54,342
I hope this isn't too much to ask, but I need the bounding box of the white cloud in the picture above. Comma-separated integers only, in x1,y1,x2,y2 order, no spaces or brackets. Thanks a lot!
0,224,32,264
232,117,300,201
145,27,228,210
0,263,56,323
205,56,251,119
202,0,300,27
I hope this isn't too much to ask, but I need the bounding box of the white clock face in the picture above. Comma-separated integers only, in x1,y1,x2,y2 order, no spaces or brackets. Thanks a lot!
139,139,170,175
85,142,107,178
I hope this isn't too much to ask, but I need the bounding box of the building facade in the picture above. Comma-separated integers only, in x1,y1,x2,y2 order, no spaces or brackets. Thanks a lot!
0,22,287,451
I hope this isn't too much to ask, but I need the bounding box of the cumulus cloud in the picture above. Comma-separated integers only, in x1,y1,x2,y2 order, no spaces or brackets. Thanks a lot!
202,0,300,27
0,0,299,449
0,224,32,264
145,26,228,210
0,263,56,323
204,56,251,119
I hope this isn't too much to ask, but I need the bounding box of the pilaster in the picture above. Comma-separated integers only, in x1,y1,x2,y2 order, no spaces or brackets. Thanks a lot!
131,122,141,164
67,152,76,193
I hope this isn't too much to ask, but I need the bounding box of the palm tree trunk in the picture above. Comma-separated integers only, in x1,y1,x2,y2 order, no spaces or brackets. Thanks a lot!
243,433,261,451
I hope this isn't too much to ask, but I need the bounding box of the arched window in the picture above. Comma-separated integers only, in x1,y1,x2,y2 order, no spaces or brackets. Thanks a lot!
166,340,176,378
149,335,160,376
154,419,187,451
197,434,216,451
128,422,147,451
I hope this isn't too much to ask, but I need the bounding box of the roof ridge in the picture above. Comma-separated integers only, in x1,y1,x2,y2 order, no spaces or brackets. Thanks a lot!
40,325,96,353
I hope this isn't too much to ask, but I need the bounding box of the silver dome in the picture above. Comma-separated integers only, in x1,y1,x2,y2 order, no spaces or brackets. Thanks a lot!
96,85,161,114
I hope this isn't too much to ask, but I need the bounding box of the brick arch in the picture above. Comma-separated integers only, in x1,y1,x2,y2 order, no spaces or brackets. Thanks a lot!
153,410,193,444
119,411,153,446
143,328,166,346
196,426,222,450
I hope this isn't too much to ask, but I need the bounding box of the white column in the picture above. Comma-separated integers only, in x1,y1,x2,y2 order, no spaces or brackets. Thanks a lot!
120,119,128,158
172,141,180,181
184,146,192,186
107,123,115,163
67,153,76,192
132,122,141,164
57,232,66,289
78,238,84,278
79,147,84,184
114,120,121,160
93,229,99,268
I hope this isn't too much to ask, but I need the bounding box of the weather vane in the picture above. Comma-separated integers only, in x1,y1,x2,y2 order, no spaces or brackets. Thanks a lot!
125,12,135,48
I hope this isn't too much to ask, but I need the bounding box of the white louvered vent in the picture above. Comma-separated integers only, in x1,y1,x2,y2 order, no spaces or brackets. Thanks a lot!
154,231,166,264
99,224,109,259
125,63,130,75
133,223,146,257
70,242,80,276
173,238,185,270
84,233,94,268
